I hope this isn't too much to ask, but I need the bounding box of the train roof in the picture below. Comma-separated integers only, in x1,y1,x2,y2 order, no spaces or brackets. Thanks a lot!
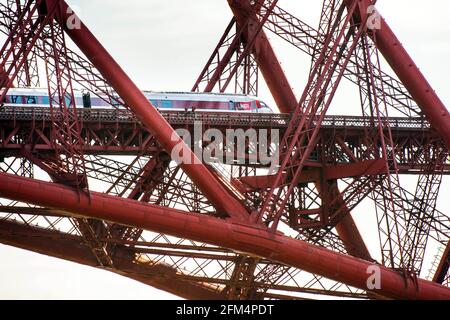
143,90,252,97
6,87,82,96
7,87,265,102
142,91,260,102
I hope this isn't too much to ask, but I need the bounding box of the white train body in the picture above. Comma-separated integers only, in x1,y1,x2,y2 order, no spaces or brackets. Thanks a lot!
2,88,274,113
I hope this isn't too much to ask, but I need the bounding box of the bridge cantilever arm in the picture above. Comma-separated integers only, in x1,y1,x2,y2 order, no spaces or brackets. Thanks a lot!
1,172,450,300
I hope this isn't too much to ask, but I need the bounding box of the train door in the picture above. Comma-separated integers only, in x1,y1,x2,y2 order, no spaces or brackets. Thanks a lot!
82,92,91,108
8,95,22,104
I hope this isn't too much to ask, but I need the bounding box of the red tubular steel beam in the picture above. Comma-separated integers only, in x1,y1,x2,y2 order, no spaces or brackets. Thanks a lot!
354,1,450,149
374,20,450,149
0,219,221,299
235,159,386,190
315,180,372,261
433,241,450,283
1,172,449,299
229,0,371,258
53,0,248,221
335,216,371,260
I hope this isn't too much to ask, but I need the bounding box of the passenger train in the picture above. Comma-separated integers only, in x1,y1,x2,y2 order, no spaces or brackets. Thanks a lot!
2,88,274,113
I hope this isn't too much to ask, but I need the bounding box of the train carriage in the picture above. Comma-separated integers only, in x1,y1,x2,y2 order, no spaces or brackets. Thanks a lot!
2,88,274,113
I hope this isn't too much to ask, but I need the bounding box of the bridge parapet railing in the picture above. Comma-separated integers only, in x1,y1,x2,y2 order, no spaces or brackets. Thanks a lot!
0,105,431,130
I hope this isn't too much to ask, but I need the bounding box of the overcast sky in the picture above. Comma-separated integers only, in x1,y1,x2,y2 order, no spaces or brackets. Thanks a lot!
0,0,449,299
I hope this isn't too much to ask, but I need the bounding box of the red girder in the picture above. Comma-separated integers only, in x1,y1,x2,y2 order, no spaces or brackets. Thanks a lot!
0,219,222,299
366,7,450,149
0,0,54,93
0,0,449,300
227,0,449,272
345,0,450,149
1,0,40,87
43,7,89,191
54,0,249,221
0,172,449,300
227,0,297,113
257,0,367,229
227,0,375,260
315,180,372,261
433,241,450,284
235,159,386,189
193,0,278,96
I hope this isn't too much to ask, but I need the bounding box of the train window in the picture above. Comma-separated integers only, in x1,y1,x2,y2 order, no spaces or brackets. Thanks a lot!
161,100,173,108
229,101,235,110
111,95,121,108
9,95,21,104
25,96,37,104
64,94,73,106
40,96,50,104
238,102,251,110
149,99,158,107
90,97,101,107
75,96,83,107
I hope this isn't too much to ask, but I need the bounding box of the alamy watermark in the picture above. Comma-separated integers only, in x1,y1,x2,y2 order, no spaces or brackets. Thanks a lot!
170,121,279,171
366,265,381,290
64,4,382,31
66,6,82,30
367,5,381,30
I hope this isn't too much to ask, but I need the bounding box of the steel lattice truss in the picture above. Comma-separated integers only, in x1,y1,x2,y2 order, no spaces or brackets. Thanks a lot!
0,0,449,300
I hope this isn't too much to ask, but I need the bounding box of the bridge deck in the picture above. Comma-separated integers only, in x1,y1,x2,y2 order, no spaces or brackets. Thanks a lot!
0,106,432,130
1,106,447,174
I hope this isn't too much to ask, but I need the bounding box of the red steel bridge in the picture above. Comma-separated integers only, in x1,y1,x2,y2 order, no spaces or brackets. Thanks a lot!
0,0,449,300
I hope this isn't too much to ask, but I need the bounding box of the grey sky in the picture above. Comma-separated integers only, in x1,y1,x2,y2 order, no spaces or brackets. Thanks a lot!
0,0,449,299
